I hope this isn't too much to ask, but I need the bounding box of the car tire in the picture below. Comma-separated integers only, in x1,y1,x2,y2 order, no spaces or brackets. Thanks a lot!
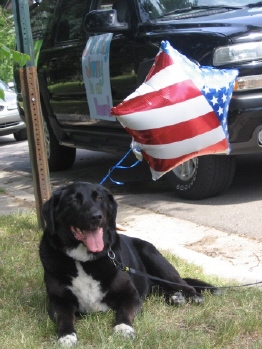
43,119,76,172
13,128,27,141
165,155,236,200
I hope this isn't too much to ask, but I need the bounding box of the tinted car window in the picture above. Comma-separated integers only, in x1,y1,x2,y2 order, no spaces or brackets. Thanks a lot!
55,0,87,42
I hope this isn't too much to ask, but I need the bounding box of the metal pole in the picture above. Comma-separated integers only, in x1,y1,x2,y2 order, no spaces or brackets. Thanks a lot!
12,0,51,229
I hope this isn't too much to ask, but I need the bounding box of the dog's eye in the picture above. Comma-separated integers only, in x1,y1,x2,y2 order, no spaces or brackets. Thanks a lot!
96,196,103,202
67,193,83,205
67,198,78,205
68,196,82,205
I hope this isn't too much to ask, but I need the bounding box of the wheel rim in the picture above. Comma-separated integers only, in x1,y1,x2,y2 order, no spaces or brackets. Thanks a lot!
172,158,197,181
43,120,50,159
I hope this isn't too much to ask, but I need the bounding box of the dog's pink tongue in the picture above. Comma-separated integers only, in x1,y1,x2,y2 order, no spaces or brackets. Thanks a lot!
83,227,104,252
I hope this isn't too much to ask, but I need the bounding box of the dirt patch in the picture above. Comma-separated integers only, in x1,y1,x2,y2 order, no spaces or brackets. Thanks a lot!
185,234,262,272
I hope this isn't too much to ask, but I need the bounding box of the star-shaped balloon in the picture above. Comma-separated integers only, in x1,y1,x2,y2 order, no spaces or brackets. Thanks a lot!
111,41,238,180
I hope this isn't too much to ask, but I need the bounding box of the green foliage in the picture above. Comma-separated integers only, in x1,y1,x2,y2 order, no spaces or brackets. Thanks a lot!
0,42,30,68
0,7,30,100
0,6,16,82
0,87,4,100
0,7,30,82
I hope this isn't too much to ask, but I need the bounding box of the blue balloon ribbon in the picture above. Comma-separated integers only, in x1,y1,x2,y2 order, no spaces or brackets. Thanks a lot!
100,149,141,185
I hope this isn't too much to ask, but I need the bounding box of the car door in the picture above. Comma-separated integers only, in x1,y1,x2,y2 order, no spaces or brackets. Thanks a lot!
44,0,137,129
44,0,90,126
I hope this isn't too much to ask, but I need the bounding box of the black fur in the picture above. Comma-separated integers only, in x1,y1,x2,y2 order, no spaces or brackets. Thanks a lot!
40,181,216,345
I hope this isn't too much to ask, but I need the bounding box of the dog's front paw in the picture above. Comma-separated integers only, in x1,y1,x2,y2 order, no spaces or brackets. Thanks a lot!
170,292,186,306
58,332,77,347
190,294,205,305
114,323,136,339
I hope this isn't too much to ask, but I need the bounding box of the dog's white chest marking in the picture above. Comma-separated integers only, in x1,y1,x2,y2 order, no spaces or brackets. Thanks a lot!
68,262,109,313
66,244,95,262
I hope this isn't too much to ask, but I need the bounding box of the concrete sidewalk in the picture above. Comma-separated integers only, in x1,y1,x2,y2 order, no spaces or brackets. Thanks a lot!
0,168,262,286
117,204,262,285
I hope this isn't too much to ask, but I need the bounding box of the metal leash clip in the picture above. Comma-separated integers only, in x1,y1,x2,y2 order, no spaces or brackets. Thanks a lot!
108,248,126,271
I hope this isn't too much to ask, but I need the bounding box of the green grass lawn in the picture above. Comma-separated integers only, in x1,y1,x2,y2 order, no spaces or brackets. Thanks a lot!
0,211,262,349
0,187,7,194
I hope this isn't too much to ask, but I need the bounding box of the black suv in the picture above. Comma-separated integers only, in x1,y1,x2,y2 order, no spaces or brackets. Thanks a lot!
16,0,262,199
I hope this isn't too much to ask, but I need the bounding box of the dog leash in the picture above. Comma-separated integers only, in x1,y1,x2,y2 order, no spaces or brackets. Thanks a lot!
108,248,194,287
107,248,262,290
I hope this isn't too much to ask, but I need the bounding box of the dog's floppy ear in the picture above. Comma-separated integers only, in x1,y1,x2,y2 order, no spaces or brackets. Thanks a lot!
103,187,118,229
41,187,64,233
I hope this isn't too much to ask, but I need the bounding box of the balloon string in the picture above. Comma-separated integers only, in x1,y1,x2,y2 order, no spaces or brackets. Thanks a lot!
100,149,141,185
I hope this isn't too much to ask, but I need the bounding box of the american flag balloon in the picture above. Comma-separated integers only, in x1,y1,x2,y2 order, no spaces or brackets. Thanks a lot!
111,41,239,180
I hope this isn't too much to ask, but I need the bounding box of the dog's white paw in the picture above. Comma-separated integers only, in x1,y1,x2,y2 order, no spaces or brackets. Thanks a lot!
170,292,186,306
190,294,205,305
114,323,136,338
58,332,77,347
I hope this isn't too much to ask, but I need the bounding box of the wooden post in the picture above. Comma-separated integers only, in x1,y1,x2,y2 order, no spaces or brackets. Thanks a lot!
12,0,51,229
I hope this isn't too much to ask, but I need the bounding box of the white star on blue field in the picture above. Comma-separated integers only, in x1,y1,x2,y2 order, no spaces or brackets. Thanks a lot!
162,41,238,142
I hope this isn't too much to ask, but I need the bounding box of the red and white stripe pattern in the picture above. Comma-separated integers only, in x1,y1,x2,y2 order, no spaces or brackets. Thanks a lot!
111,41,238,180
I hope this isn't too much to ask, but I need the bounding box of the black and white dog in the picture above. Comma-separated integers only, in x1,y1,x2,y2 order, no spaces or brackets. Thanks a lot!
40,181,216,346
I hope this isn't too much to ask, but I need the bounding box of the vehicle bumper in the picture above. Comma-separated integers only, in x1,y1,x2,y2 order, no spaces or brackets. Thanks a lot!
228,91,262,155
0,110,26,136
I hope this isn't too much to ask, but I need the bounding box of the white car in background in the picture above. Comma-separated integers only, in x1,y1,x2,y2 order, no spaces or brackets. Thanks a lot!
0,80,27,141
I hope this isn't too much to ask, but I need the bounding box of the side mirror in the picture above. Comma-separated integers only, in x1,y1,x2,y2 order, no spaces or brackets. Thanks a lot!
84,9,129,33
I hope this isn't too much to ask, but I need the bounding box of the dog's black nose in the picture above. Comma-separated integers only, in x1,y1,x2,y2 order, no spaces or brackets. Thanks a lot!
91,213,102,223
